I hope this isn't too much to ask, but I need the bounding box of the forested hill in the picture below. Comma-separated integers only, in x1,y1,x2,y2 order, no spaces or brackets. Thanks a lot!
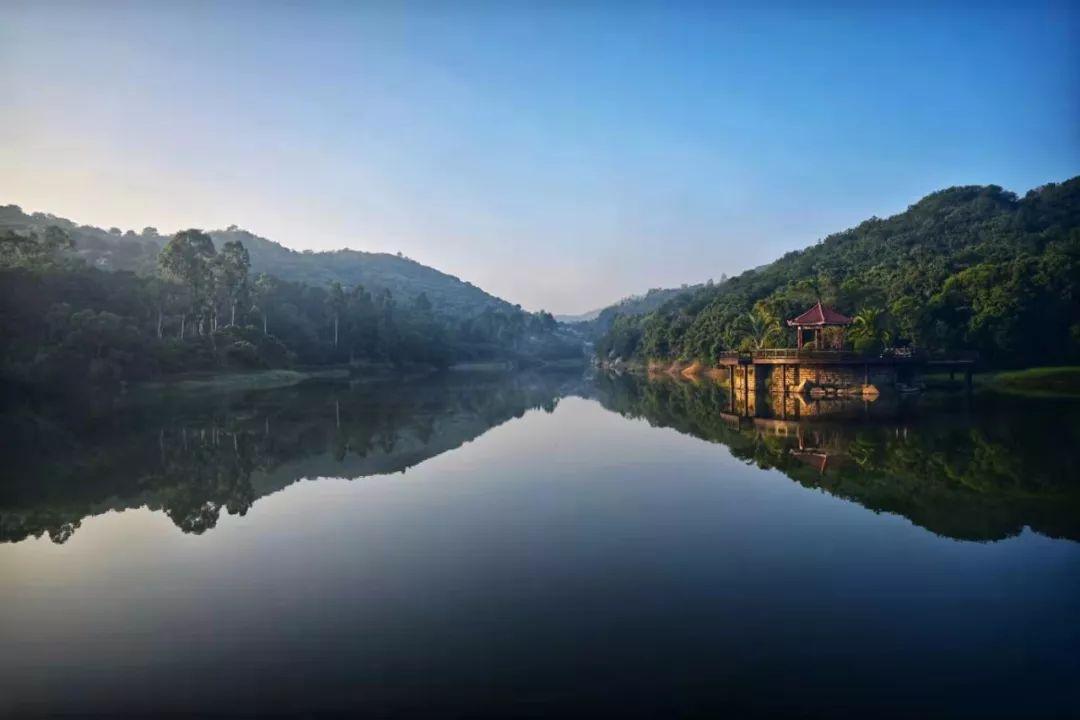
597,178,1080,369
558,283,708,328
0,206,514,319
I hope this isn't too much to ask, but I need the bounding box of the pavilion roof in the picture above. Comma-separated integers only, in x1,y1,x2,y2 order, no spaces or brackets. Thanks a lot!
786,302,853,327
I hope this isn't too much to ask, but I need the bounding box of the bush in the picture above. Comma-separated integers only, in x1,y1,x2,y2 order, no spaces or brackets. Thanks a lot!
224,340,265,369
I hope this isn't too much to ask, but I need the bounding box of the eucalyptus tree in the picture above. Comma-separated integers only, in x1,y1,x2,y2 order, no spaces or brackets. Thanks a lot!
251,273,279,335
217,240,251,327
0,226,72,268
327,281,346,348
158,229,217,337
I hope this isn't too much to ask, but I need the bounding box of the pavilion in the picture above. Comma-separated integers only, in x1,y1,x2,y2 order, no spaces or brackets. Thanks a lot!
787,302,852,350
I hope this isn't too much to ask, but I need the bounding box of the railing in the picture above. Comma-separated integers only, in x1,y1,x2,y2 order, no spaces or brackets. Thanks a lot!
715,348,978,363
751,349,868,360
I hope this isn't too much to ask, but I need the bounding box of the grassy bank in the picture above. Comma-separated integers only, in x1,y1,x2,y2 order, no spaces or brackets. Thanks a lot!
988,367,1080,397
135,368,348,394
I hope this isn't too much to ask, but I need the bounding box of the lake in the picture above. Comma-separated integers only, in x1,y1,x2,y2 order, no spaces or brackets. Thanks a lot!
1,372,1078,718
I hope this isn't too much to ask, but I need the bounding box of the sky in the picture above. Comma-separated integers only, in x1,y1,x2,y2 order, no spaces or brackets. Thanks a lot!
1,1,1077,314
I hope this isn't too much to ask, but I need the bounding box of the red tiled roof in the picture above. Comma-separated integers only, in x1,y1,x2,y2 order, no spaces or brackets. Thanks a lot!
787,302,852,326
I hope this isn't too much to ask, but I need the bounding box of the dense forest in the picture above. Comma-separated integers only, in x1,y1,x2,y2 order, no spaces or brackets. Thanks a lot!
596,178,1080,369
0,205,515,318
0,220,580,394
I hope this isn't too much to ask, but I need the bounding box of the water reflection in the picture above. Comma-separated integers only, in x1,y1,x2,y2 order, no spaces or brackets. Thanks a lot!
0,372,584,544
590,373,1080,542
2,371,1079,718
2,371,1077,545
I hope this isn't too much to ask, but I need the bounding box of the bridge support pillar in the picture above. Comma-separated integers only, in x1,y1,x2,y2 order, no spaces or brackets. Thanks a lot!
743,365,750,415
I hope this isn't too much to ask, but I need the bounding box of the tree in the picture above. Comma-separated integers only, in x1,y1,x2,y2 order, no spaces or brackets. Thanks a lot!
251,273,278,335
217,240,251,326
738,308,783,350
327,281,346,348
0,226,72,268
849,307,893,354
158,230,216,337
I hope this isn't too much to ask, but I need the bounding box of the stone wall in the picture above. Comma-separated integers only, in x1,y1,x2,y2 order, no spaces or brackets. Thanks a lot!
762,363,898,395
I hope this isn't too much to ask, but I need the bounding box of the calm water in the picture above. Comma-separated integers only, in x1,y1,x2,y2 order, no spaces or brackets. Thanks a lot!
1,372,1078,718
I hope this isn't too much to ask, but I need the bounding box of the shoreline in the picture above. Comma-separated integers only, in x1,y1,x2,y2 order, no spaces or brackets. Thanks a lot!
600,358,1080,399
132,358,589,395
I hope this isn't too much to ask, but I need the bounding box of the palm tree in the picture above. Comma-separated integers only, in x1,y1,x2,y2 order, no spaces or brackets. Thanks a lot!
850,307,893,352
739,309,783,350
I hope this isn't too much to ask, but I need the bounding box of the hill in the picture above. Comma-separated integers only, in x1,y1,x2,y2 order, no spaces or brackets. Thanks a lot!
559,283,710,332
596,178,1080,369
0,206,515,319
0,210,582,393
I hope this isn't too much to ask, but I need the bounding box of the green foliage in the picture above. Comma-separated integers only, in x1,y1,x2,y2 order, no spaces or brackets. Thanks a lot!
848,307,893,354
990,366,1080,396
736,307,784,351
575,283,707,335
0,205,518,321
0,226,73,267
599,179,1080,368
0,224,578,393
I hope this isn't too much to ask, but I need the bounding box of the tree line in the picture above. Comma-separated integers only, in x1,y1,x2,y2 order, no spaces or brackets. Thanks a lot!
0,226,573,394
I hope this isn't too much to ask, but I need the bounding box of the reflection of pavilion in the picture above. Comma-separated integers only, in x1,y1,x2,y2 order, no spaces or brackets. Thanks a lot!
721,384,887,422
788,424,847,474
790,450,832,474
717,399,851,475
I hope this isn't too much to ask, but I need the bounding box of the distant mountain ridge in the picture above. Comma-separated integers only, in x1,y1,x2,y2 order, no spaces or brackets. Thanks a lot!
561,281,723,336
0,205,515,319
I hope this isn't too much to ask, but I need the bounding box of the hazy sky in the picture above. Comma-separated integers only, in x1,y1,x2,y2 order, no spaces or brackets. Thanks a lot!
2,1,1077,313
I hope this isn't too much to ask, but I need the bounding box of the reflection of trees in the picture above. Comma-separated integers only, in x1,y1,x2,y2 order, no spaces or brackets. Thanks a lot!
591,373,1080,542
148,427,258,534
0,372,582,543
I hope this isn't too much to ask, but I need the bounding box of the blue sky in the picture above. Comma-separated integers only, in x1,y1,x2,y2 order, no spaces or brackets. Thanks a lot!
2,1,1077,313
